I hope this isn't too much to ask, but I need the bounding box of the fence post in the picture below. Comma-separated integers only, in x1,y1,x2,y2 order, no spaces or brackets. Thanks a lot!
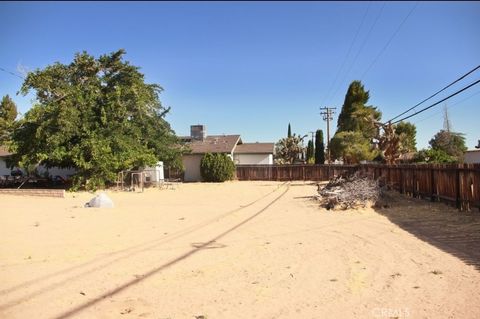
413,166,417,198
399,168,403,194
430,167,435,201
456,165,461,209
387,166,391,190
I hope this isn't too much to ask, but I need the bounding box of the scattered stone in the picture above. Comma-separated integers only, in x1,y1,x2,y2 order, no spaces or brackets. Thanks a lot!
120,308,133,315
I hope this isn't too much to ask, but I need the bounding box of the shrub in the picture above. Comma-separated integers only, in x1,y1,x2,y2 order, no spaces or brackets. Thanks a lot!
200,153,235,182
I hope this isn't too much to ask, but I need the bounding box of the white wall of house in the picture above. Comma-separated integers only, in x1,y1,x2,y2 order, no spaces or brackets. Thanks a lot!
464,150,480,164
0,158,11,176
182,154,204,182
234,153,273,165
0,158,75,179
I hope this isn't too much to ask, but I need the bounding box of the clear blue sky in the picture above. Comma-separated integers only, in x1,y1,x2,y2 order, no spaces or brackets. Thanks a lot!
1,1,479,149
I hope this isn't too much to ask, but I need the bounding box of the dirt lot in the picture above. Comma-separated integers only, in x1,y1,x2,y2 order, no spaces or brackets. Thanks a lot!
1,181,479,319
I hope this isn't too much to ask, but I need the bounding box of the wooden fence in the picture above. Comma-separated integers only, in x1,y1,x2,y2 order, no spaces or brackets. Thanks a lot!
236,164,480,211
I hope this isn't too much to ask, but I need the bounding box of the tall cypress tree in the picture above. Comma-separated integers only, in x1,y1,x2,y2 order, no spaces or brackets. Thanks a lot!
287,123,292,138
315,129,325,164
306,140,314,162
336,80,381,138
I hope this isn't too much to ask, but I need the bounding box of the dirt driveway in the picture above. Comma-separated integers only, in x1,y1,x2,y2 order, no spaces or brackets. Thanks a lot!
0,181,479,318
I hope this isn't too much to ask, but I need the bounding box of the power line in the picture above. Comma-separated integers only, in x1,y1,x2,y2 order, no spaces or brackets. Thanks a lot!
320,2,371,106
329,2,386,104
0,66,25,79
391,79,480,124
387,64,480,123
360,1,419,79
413,90,480,124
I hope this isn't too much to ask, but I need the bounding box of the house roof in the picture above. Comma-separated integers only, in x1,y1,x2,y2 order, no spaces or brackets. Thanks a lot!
234,143,274,154
0,146,12,157
186,135,241,154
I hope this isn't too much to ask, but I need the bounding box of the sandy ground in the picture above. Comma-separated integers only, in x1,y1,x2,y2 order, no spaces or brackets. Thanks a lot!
0,181,479,319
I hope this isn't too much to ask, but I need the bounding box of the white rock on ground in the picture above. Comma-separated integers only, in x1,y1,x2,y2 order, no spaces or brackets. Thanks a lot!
85,192,114,208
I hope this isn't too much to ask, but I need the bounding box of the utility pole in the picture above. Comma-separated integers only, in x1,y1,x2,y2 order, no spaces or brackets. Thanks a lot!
320,107,336,164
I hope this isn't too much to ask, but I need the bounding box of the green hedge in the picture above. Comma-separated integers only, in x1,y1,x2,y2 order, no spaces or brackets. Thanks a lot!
200,153,235,182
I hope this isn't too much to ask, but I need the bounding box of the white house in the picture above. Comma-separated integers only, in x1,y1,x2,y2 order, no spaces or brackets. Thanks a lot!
0,145,75,179
233,143,274,165
0,146,12,176
464,150,480,164
181,125,274,182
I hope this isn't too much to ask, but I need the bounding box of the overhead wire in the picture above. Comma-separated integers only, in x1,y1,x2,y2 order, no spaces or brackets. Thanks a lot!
360,1,419,79
391,79,480,125
0,66,25,79
413,90,480,124
328,1,386,104
387,64,480,123
320,1,372,106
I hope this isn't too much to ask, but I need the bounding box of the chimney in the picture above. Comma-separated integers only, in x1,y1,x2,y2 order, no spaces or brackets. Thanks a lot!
191,125,207,141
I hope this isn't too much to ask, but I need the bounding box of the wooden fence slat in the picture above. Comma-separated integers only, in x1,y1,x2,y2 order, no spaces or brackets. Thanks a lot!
235,164,480,211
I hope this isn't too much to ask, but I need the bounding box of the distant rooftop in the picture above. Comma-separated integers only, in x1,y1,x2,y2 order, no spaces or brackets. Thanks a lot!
0,146,12,157
234,143,274,154
184,135,241,154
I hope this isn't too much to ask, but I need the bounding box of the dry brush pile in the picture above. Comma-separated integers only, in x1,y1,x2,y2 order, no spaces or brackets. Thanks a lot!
317,173,384,210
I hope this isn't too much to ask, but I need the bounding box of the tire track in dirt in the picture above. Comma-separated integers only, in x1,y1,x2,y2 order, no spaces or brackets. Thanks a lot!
0,183,289,313
48,184,291,319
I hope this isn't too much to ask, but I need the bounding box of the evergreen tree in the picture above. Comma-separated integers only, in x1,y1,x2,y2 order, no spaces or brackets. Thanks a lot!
287,123,292,138
306,140,314,163
429,130,467,162
0,95,18,144
314,129,325,164
329,131,378,164
336,80,381,139
331,81,381,163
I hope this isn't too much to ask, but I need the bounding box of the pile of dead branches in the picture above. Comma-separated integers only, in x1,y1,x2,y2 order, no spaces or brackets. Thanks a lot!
317,174,382,210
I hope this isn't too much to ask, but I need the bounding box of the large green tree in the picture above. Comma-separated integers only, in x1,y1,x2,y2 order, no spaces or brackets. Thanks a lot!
11,49,182,190
329,131,378,164
336,80,381,138
314,129,325,164
0,95,18,144
429,130,467,162
331,81,380,163
287,123,292,138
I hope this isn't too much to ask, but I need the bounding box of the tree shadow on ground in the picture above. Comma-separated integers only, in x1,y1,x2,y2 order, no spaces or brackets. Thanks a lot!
374,191,480,271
